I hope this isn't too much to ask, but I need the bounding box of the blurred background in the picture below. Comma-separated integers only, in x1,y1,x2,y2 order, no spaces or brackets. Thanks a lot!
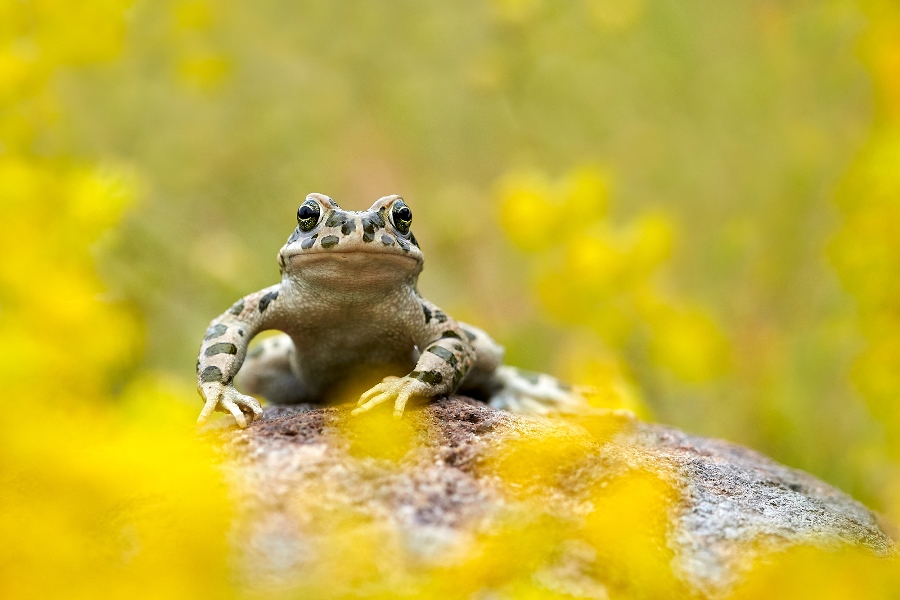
3,0,900,595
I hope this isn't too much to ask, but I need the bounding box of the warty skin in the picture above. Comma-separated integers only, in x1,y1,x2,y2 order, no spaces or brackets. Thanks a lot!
196,193,601,427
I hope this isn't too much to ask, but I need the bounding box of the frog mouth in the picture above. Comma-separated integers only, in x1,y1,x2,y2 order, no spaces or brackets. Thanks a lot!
284,249,421,263
283,249,422,281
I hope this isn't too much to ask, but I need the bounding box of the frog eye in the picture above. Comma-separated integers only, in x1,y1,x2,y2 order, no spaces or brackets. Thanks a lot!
391,200,412,235
296,199,321,232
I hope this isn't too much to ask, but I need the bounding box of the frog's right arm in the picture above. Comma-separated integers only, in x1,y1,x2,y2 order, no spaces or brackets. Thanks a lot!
196,284,283,427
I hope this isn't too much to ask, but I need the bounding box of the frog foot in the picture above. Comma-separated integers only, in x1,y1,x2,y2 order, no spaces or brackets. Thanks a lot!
487,366,635,419
351,375,429,420
197,383,264,428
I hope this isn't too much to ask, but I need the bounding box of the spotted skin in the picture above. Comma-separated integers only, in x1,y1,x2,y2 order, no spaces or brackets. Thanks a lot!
196,284,285,426
196,192,612,427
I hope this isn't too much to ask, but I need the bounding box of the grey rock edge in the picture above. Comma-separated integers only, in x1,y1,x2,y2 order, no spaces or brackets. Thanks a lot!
215,396,894,598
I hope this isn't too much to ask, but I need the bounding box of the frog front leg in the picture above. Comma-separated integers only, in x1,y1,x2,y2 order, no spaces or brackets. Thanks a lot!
352,305,475,419
196,284,282,427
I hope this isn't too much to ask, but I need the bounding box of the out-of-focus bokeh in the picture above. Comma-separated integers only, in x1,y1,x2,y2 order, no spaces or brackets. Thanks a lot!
3,0,900,597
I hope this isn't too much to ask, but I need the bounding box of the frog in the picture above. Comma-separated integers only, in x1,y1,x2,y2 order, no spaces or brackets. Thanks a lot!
196,193,602,428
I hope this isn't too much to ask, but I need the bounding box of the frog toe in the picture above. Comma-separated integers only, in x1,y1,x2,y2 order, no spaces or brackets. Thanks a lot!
357,381,389,406
220,398,248,428
351,391,392,415
231,391,264,423
486,366,627,417
352,377,427,418
197,395,219,426
205,387,263,428
392,387,416,420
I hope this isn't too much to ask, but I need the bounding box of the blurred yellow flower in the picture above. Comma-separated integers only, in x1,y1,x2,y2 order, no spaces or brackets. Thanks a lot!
175,0,215,32
559,166,610,218
644,302,733,383
728,545,900,600
0,3,236,598
586,0,646,31
497,170,559,252
491,0,543,24
483,427,592,490
177,52,232,90
498,165,732,386
830,0,900,480
566,233,624,288
344,404,420,463
627,213,675,274
554,338,648,416
583,469,687,598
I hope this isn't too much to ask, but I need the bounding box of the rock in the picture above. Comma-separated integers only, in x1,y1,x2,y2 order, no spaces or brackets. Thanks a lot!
217,396,893,598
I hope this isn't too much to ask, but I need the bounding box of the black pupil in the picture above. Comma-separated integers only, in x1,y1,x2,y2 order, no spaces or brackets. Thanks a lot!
395,206,411,222
299,204,318,220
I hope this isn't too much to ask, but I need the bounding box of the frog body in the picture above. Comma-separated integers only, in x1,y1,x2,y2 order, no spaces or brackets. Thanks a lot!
196,193,596,427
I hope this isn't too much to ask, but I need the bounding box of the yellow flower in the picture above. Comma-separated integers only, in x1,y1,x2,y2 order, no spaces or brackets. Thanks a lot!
497,170,559,252
583,469,687,597
586,0,646,31
644,302,732,383
496,165,732,385
728,546,900,600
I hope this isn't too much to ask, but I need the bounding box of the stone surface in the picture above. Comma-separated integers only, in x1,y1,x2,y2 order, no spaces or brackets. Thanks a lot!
216,396,893,597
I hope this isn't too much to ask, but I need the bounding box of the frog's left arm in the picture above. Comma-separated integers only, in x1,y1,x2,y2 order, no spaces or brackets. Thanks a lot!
352,299,475,418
